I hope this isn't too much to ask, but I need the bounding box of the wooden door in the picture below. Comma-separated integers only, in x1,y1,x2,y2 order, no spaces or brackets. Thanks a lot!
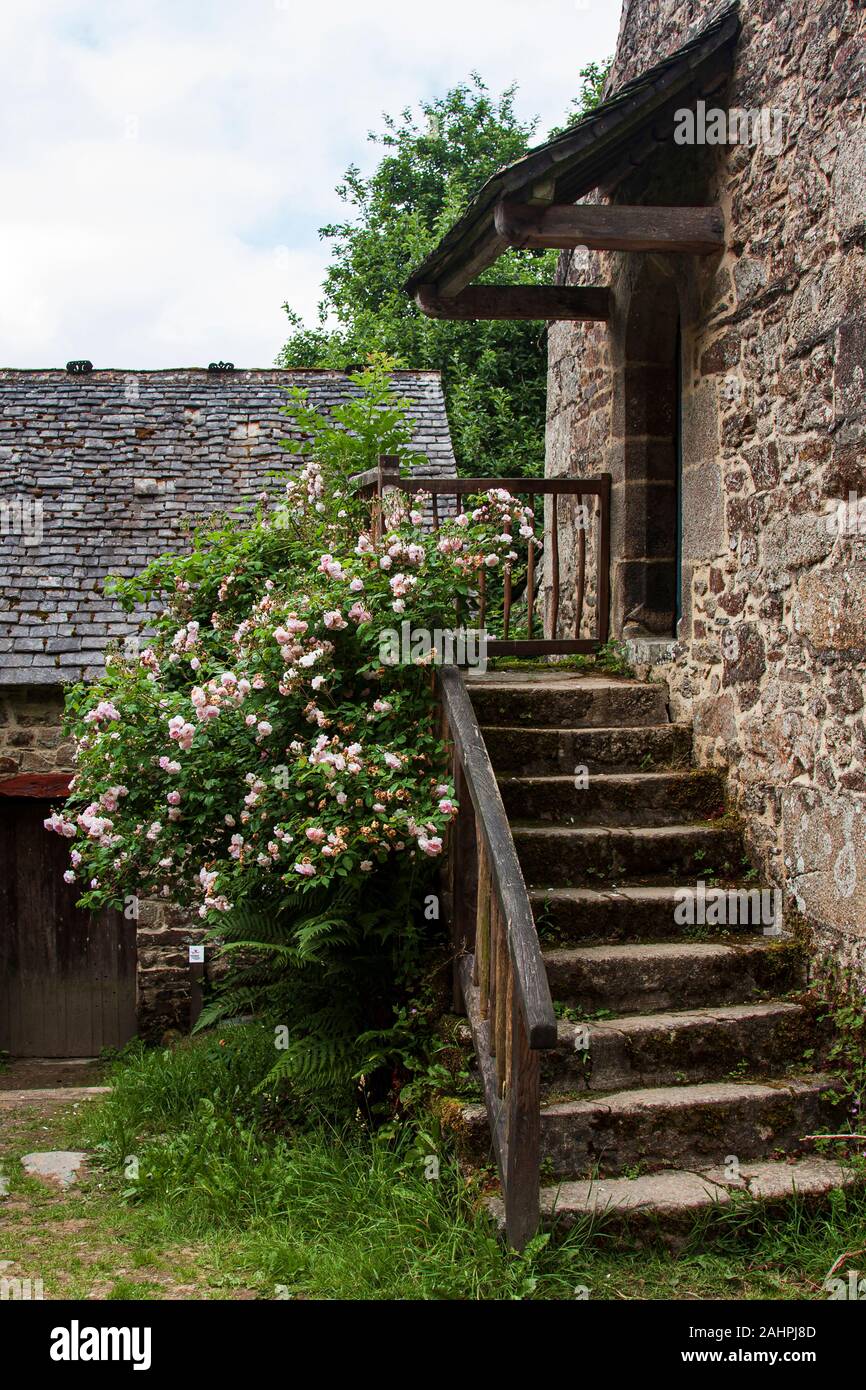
0,798,137,1056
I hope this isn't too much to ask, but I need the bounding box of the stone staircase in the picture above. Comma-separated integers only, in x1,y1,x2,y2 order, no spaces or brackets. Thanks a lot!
454,670,853,1241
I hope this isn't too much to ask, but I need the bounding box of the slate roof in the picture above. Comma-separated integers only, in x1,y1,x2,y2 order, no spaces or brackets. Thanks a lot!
404,2,740,297
0,368,456,685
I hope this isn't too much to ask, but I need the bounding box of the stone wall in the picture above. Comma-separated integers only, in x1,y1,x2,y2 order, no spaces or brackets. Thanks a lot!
0,686,72,775
546,0,866,975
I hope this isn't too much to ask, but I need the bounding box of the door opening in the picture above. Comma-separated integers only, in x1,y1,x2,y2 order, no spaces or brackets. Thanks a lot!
616,261,682,640
0,798,137,1056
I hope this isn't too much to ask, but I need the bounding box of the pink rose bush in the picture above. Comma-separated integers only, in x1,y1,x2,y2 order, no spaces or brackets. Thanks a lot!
47,360,537,1099
51,463,531,930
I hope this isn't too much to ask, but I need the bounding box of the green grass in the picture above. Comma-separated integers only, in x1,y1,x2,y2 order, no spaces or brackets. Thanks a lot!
71,1033,595,1298
28,1028,860,1300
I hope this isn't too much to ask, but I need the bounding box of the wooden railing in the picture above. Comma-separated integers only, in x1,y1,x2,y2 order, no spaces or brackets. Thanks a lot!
349,456,609,1243
351,456,611,654
439,663,556,1249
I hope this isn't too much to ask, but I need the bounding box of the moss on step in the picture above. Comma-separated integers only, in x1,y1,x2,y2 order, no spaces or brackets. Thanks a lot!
486,640,636,680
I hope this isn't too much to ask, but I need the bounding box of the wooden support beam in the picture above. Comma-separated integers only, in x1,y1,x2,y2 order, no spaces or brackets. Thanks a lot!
494,200,724,254
415,284,610,322
0,773,72,798
434,230,512,299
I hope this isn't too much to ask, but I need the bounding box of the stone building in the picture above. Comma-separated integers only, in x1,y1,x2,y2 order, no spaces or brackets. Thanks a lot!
548,0,866,981
398,0,866,1243
407,0,865,980
0,367,456,1051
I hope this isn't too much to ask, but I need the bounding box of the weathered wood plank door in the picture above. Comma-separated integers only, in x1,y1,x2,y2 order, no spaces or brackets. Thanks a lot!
0,798,137,1056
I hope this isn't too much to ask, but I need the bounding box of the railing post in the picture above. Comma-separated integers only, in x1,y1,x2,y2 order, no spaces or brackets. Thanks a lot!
597,472,612,644
377,453,401,500
450,760,477,1011
505,996,542,1250
371,454,400,542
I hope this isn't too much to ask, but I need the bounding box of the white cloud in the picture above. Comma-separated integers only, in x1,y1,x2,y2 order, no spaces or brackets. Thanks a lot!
0,0,619,368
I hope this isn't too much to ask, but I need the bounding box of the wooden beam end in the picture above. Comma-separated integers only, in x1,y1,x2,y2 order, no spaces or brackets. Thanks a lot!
415,284,610,323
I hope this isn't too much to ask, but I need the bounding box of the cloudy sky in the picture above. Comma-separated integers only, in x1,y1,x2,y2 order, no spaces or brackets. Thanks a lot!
0,1,620,370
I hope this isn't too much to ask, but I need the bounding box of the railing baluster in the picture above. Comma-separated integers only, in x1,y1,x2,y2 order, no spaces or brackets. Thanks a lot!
503,968,514,1098
494,901,508,1092
478,567,486,630
505,995,542,1251
597,475,611,643
502,516,513,639
431,492,440,531
488,905,498,1057
475,838,490,1001
526,538,535,639
449,763,475,1010
548,493,560,639
574,490,586,639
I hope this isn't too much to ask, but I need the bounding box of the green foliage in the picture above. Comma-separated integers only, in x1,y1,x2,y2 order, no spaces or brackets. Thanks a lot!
279,352,424,494
52,363,538,1113
812,958,866,1139
487,638,635,678
193,876,437,1108
278,69,610,479
548,59,611,134
76,1032,866,1300
80,1027,286,1170
80,1031,595,1296
593,639,636,678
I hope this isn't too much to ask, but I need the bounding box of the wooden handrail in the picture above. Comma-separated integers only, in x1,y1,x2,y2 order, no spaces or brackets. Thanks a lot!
348,460,609,1243
352,472,610,497
438,663,556,1248
439,666,555,1048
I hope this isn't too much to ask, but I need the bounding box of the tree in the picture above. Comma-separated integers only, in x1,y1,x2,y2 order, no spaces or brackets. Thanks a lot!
278,65,610,479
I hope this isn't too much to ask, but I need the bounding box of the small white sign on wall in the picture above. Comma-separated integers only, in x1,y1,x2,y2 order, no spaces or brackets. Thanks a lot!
188,944,205,964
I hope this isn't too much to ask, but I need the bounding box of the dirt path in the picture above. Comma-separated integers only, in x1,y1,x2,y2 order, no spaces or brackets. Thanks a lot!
0,1059,260,1300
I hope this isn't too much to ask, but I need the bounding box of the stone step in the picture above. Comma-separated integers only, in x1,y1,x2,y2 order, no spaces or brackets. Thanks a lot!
467,674,669,729
526,1159,858,1242
499,770,725,826
543,1001,812,1092
514,822,744,885
482,723,693,776
531,884,766,944
460,1075,839,1181
543,940,803,1014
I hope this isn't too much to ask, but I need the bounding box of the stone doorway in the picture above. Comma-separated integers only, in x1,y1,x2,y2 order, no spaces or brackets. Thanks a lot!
611,258,682,640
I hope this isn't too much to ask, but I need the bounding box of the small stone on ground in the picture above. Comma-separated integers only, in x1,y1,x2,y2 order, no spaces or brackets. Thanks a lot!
21,1151,88,1189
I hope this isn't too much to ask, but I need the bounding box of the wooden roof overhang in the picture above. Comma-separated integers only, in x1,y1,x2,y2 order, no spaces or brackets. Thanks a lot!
404,2,740,321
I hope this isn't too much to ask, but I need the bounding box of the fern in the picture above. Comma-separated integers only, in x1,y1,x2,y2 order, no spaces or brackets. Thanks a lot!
193,877,432,1111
